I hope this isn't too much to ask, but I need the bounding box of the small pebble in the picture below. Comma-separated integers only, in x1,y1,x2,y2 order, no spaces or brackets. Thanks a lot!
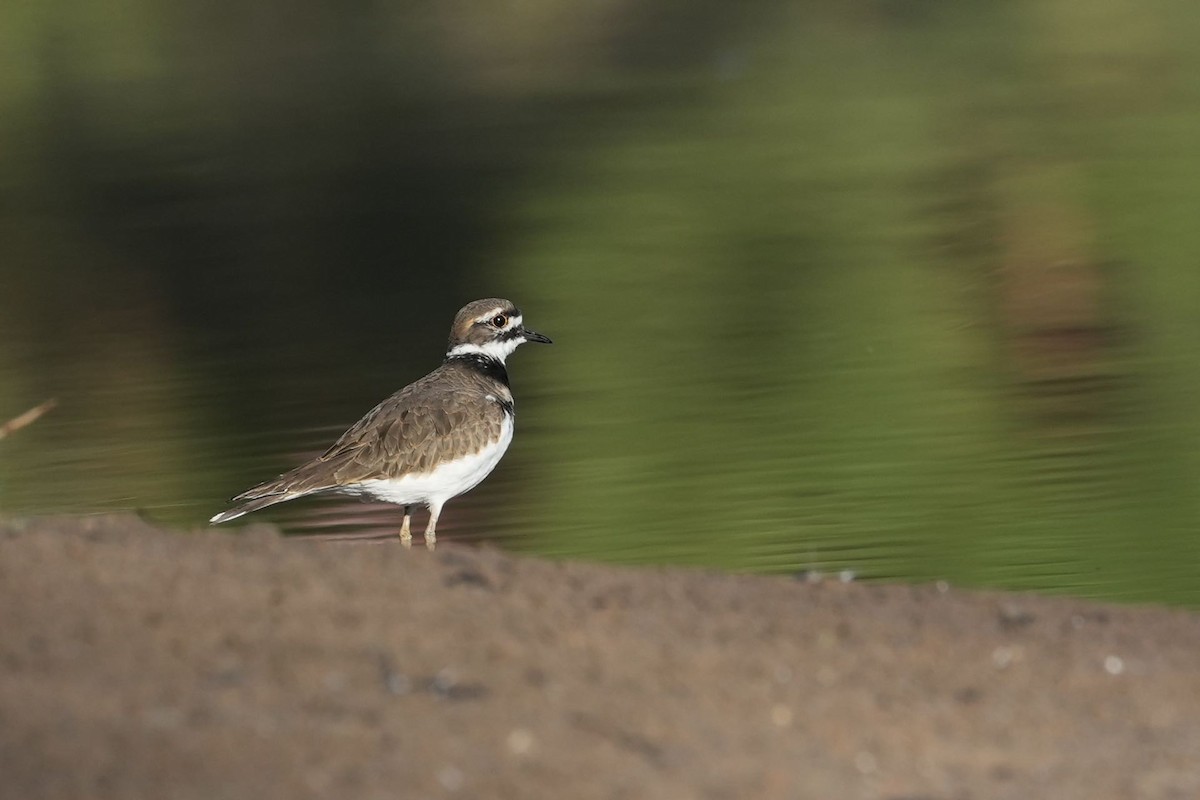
438,766,465,792
385,671,411,695
141,706,184,730
434,667,458,691
854,751,878,774
507,728,535,756
998,603,1034,628
992,646,1019,669
1104,655,1125,676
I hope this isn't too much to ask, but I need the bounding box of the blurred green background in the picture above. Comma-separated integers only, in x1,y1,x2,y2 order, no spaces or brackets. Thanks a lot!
2,1,1198,604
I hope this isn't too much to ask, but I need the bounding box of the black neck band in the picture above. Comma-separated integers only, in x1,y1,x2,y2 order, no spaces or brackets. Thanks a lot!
445,352,510,387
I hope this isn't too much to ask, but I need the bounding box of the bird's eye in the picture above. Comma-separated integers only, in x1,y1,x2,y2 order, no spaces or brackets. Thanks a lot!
491,314,508,328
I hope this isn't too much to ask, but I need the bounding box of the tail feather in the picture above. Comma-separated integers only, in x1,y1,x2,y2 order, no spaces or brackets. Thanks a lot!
210,452,353,525
209,474,320,524
209,493,298,525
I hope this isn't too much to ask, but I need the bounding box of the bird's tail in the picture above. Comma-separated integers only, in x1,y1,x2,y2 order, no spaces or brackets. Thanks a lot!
210,453,351,525
209,493,299,525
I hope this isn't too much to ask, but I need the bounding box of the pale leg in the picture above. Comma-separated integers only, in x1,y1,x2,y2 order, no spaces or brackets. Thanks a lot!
398,505,412,547
424,502,443,550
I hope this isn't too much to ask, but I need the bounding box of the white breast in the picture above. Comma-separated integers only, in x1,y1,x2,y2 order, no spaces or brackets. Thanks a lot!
350,415,514,507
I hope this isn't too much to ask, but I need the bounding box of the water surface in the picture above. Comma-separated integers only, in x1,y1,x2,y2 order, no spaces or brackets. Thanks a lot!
2,0,1199,605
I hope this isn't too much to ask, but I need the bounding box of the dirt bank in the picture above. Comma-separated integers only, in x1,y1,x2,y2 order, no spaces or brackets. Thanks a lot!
1,515,1197,799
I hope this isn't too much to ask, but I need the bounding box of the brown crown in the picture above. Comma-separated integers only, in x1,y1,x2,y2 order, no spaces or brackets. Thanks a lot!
447,298,520,348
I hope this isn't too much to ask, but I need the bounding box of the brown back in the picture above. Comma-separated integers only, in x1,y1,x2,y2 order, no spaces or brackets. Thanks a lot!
232,359,512,501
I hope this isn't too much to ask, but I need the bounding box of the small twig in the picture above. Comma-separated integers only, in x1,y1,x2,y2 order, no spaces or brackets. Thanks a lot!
0,399,57,440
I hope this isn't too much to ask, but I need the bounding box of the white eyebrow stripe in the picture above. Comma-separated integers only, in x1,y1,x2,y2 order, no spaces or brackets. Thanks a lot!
473,312,522,330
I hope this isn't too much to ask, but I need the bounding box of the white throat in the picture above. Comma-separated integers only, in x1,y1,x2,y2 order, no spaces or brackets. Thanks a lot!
447,338,523,364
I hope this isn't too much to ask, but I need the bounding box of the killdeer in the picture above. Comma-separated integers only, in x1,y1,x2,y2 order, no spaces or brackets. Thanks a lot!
210,298,551,547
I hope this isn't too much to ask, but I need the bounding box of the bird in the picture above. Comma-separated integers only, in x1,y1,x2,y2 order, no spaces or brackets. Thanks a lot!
210,298,551,547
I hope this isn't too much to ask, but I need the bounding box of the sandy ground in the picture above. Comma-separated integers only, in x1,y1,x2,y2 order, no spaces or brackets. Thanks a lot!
1,514,1198,800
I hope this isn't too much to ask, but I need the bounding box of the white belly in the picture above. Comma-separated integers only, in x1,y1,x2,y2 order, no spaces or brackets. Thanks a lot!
349,416,514,508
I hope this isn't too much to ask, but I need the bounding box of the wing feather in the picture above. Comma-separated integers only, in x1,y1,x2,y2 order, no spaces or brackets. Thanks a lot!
221,361,509,515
